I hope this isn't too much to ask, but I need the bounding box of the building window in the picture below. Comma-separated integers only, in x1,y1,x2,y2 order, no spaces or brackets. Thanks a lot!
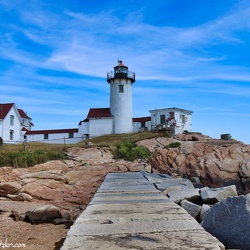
10,115,14,125
10,130,14,140
141,121,146,128
69,132,74,138
119,85,124,93
181,114,185,123
44,134,49,140
160,114,165,124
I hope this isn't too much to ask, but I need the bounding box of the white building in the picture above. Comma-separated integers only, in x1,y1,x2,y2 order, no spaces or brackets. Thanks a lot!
0,103,33,144
149,107,193,135
25,128,80,144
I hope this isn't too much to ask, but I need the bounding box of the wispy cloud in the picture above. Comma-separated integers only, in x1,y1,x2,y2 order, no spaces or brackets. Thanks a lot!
1,0,250,142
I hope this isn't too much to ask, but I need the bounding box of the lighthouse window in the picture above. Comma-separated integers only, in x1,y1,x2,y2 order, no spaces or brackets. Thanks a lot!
119,85,124,93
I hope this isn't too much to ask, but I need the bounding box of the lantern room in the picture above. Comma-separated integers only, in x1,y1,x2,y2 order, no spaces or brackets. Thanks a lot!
107,60,135,83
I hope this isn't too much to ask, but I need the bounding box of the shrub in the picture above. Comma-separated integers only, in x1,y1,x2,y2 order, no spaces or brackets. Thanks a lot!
165,142,181,148
114,141,150,161
0,137,3,147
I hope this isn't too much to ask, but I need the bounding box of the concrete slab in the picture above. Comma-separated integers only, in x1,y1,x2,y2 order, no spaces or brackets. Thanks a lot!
97,183,158,193
92,192,164,199
89,198,171,205
67,219,202,236
75,212,193,224
89,192,166,204
103,179,150,184
61,231,225,250
61,171,225,250
83,202,183,214
104,172,144,179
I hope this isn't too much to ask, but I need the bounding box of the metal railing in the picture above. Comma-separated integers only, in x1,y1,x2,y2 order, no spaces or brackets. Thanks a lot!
107,70,135,81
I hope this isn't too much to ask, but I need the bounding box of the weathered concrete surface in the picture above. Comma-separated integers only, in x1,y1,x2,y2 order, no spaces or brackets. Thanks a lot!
61,172,225,250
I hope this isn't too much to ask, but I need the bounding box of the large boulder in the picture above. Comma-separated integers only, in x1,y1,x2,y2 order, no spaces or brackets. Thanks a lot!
200,185,237,204
201,194,250,249
25,204,61,223
167,189,200,204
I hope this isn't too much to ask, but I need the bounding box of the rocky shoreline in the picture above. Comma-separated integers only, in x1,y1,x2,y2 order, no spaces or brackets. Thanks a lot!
0,133,249,249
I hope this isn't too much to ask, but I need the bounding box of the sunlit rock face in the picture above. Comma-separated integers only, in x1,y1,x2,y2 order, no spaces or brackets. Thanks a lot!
138,133,250,194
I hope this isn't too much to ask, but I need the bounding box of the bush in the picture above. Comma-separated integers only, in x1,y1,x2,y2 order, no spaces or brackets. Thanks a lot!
114,141,150,161
165,142,181,148
0,137,3,147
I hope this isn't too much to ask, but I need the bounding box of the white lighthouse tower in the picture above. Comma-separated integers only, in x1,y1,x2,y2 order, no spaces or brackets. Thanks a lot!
107,60,135,134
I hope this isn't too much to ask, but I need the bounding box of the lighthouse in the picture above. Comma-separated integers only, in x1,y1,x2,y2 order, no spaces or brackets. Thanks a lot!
107,60,135,134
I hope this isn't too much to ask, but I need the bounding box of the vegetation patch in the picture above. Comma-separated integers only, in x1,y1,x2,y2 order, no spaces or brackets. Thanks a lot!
114,141,151,161
165,142,181,148
0,150,65,168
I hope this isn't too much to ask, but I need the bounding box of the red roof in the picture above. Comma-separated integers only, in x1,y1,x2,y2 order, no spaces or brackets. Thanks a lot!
18,109,31,119
26,128,78,135
133,116,151,122
87,108,113,118
0,103,14,119
0,103,32,120
114,60,128,69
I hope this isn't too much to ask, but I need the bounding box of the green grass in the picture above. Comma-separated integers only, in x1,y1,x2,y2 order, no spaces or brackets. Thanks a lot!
0,142,67,168
0,131,164,168
0,150,65,168
83,131,160,152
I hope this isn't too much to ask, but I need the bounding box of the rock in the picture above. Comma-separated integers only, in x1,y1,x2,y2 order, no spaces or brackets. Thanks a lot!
155,178,195,192
201,194,250,249
18,170,68,184
143,136,250,193
66,147,114,164
143,163,152,173
10,210,25,221
167,189,201,204
7,192,33,202
20,180,66,200
200,185,238,204
240,158,250,178
53,218,69,225
242,177,250,193
0,182,22,196
128,162,144,172
140,170,171,184
162,186,182,196
25,204,61,223
181,199,201,219
200,204,211,221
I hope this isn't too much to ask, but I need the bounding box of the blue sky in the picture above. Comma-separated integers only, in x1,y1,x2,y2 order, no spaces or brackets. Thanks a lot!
1,0,250,143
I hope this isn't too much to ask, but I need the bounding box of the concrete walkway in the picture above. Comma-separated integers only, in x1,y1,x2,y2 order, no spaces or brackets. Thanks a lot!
61,172,225,250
